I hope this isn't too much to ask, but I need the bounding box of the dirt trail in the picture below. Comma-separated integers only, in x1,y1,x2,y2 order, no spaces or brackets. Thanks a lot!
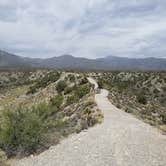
11,78,166,166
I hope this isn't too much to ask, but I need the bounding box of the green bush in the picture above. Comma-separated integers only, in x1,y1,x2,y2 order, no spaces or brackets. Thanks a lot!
0,107,45,157
26,86,37,94
27,72,60,94
83,108,103,127
32,103,52,119
0,103,62,157
75,84,91,99
136,92,147,105
68,75,75,82
98,79,104,89
50,95,63,108
66,95,79,106
37,72,60,89
56,81,67,93
125,107,133,113
79,77,88,85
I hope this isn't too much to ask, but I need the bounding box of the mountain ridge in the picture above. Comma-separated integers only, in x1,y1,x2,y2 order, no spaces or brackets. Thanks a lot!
0,50,166,70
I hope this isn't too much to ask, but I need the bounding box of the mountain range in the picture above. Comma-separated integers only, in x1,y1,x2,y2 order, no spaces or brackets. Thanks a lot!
0,50,166,71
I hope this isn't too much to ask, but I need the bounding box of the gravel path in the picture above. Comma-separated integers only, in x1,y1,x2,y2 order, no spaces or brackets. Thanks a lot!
87,77,98,89
11,78,166,166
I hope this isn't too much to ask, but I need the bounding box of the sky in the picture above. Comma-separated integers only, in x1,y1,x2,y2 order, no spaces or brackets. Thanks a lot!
0,0,166,59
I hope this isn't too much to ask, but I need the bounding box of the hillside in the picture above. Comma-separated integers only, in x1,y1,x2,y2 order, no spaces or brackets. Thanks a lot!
96,71,166,131
0,70,103,164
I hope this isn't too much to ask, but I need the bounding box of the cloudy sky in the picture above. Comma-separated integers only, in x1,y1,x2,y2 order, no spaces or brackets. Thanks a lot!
0,0,166,59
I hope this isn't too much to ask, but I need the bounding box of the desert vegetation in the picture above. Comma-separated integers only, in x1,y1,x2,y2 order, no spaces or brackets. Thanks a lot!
95,71,166,131
0,70,103,161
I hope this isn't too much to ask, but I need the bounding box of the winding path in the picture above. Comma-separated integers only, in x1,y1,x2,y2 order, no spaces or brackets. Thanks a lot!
11,78,166,166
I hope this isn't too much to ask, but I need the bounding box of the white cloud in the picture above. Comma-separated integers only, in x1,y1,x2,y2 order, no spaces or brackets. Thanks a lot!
0,0,166,58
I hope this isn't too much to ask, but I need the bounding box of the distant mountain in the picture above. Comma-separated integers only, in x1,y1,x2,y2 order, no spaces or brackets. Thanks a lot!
0,50,166,71
41,55,99,70
96,56,166,71
0,50,29,68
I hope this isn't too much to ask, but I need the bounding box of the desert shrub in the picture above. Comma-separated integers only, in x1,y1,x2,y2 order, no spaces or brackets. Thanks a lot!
56,81,67,93
79,77,88,85
68,75,75,82
98,79,112,90
116,104,122,109
66,95,79,105
83,100,95,108
0,102,64,157
26,86,37,94
64,86,75,95
153,88,160,94
84,108,103,127
125,107,133,113
32,103,51,119
75,84,91,99
0,107,45,157
50,95,63,108
98,79,104,88
84,108,92,115
27,72,60,94
136,92,147,105
38,72,60,87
